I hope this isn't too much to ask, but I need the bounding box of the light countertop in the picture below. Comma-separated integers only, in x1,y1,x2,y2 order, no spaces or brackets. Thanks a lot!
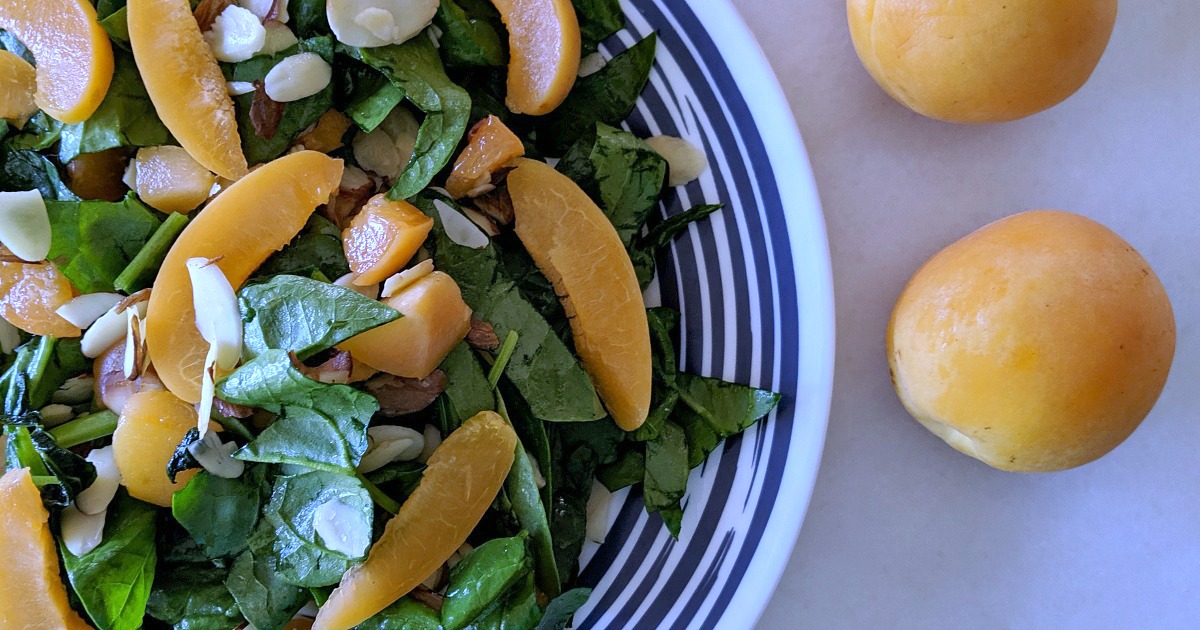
733,1,1200,627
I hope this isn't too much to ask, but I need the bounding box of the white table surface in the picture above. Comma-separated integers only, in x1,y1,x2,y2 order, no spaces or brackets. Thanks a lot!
732,1,1200,628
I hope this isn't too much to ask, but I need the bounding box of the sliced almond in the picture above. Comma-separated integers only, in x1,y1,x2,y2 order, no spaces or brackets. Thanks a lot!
586,478,613,543
0,190,51,262
204,4,267,62
82,301,146,359
62,506,106,557
334,273,381,300
380,259,434,299
56,293,123,329
264,52,332,103
312,498,371,557
186,257,243,371
645,134,709,187
77,446,121,515
433,199,489,249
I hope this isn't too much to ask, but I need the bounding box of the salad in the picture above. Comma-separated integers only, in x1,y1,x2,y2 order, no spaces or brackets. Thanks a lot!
0,0,782,628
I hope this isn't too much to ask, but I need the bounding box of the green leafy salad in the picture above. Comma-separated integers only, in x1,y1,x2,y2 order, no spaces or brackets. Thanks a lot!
0,0,782,628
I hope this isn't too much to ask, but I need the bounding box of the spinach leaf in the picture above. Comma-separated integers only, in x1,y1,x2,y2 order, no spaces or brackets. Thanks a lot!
363,459,425,502
1,335,91,413
254,469,373,587
96,0,126,20
672,372,781,467
225,548,306,630
0,147,77,199
466,571,541,630
572,0,623,53
2,424,75,508
217,350,375,473
99,7,130,45
346,38,472,198
435,0,506,67
346,80,405,133
596,448,643,491
58,53,169,163
289,0,330,38
256,216,351,280
172,468,265,559
113,210,188,293
2,419,95,506
358,598,442,630
536,34,656,155
557,123,667,246
4,112,64,151
146,563,243,630
438,342,494,432
227,37,335,164
165,427,202,484
240,274,401,360
536,588,592,630
442,535,532,630
415,194,602,423
496,394,560,598
46,193,161,293
643,419,688,537
0,29,34,64
60,492,158,630
630,203,723,289
548,419,624,577
547,493,587,587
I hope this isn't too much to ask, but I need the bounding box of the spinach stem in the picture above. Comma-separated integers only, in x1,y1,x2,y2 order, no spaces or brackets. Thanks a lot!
30,475,58,487
486,330,519,389
48,410,119,448
355,470,401,515
114,211,190,293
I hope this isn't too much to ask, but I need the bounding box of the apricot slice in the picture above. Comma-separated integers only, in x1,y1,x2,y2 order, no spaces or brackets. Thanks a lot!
134,146,218,214
0,0,114,123
490,0,581,115
313,411,517,630
146,151,343,402
127,0,248,180
0,468,92,630
112,389,214,507
0,259,81,338
0,50,37,123
445,115,526,199
342,195,434,286
507,158,650,429
339,271,471,379
296,109,353,154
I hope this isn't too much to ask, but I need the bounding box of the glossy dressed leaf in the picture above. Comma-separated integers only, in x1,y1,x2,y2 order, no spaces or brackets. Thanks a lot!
346,80,405,133
630,203,722,289
46,193,161,293
255,469,373,587
505,436,561,599
596,448,644,492
172,467,266,559
466,571,541,630
442,535,532,630
165,427,202,484
240,274,401,360
435,0,506,67
60,492,158,630
642,420,688,537
535,587,592,630
3,417,96,506
146,563,243,630
672,372,782,467
1,336,91,413
0,147,78,200
572,0,623,53
438,342,495,432
58,52,169,163
226,547,306,630
257,231,351,281
358,598,442,630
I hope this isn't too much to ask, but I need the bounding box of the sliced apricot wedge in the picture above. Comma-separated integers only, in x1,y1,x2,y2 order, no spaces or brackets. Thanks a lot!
113,389,214,507
128,0,248,180
0,0,114,123
0,50,38,123
0,259,81,338
446,115,526,198
342,195,434,286
489,0,581,115
313,411,517,630
507,157,651,430
0,468,93,629
146,151,343,402
134,146,218,214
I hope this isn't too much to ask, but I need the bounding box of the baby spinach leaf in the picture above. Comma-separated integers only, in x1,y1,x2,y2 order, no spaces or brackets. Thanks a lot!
59,52,169,163
505,440,561,599
346,38,472,198
227,37,335,165
256,223,352,281
0,147,77,199
95,0,127,20
572,0,623,53
172,468,266,559
60,492,158,630
442,535,532,630
557,123,667,246
363,459,425,502
435,0,506,68
3,417,95,506
254,469,373,587
467,571,541,630
98,7,130,45
358,598,442,630
536,587,593,630
547,493,587,586
630,203,722,289
596,448,643,491
240,274,401,360
289,0,330,38
537,34,656,155
1,335,90,413
113,210,189,293
4,112,64,151
438,342,495,432
672,372,782,468
642,419,688,537
46,193,162,293
346,80,405,133
165,427,202,484
146,563,244,630
225,547,306,630
217,350,375,473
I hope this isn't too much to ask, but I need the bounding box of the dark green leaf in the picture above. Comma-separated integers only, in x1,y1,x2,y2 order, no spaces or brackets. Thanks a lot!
502,421,560,598
289,0,330,38
240,275,401,360
596,448,643,491
165,427,202,484
172,468,265,559
217,350,375,473
4,112,64,151
547,493,587,585
438,342,494,432
146,563,243,630
572,0,623,53
435,0,506,67
465,571,541,630
113,210,189,293
363,459,425,502
346,38,472,198
557,123,666,246
99,7,131,45
0,29,34,64
535,588,592,630
442,535,532,630
346,81,406,133
672,372,781,467
257,231,352,281
96,0,127,20
1,335,91,413
3,418,96,506
357,598,442,630
630,203,722,289
643,420,688,537
227,37,335,164
226,548,306,630
536,34,656,155
59,53,169,162
61,492,158,630
255,469,373,587
46,193,161,293
0,147,77,199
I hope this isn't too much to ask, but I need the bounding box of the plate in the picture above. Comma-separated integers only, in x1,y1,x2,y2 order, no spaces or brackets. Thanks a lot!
571,1,835,628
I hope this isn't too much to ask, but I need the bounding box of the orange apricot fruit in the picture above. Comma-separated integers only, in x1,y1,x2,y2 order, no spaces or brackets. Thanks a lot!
445,115,526,199
0,50,38,123
0,258,81,338
112,389,216,507
342,195,434,286
134,146,218,214
489,0,581,115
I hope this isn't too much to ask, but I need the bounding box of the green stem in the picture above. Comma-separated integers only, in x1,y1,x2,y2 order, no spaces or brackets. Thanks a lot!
48,410,119,448
355,470,401,515
486,330,519,389
30,475,59,487
114,211,190,293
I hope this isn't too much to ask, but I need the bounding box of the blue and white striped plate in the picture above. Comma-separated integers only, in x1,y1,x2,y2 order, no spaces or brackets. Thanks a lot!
571,2,835,628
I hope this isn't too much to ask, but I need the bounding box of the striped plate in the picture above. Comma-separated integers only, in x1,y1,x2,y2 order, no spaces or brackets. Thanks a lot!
571,1,835,628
